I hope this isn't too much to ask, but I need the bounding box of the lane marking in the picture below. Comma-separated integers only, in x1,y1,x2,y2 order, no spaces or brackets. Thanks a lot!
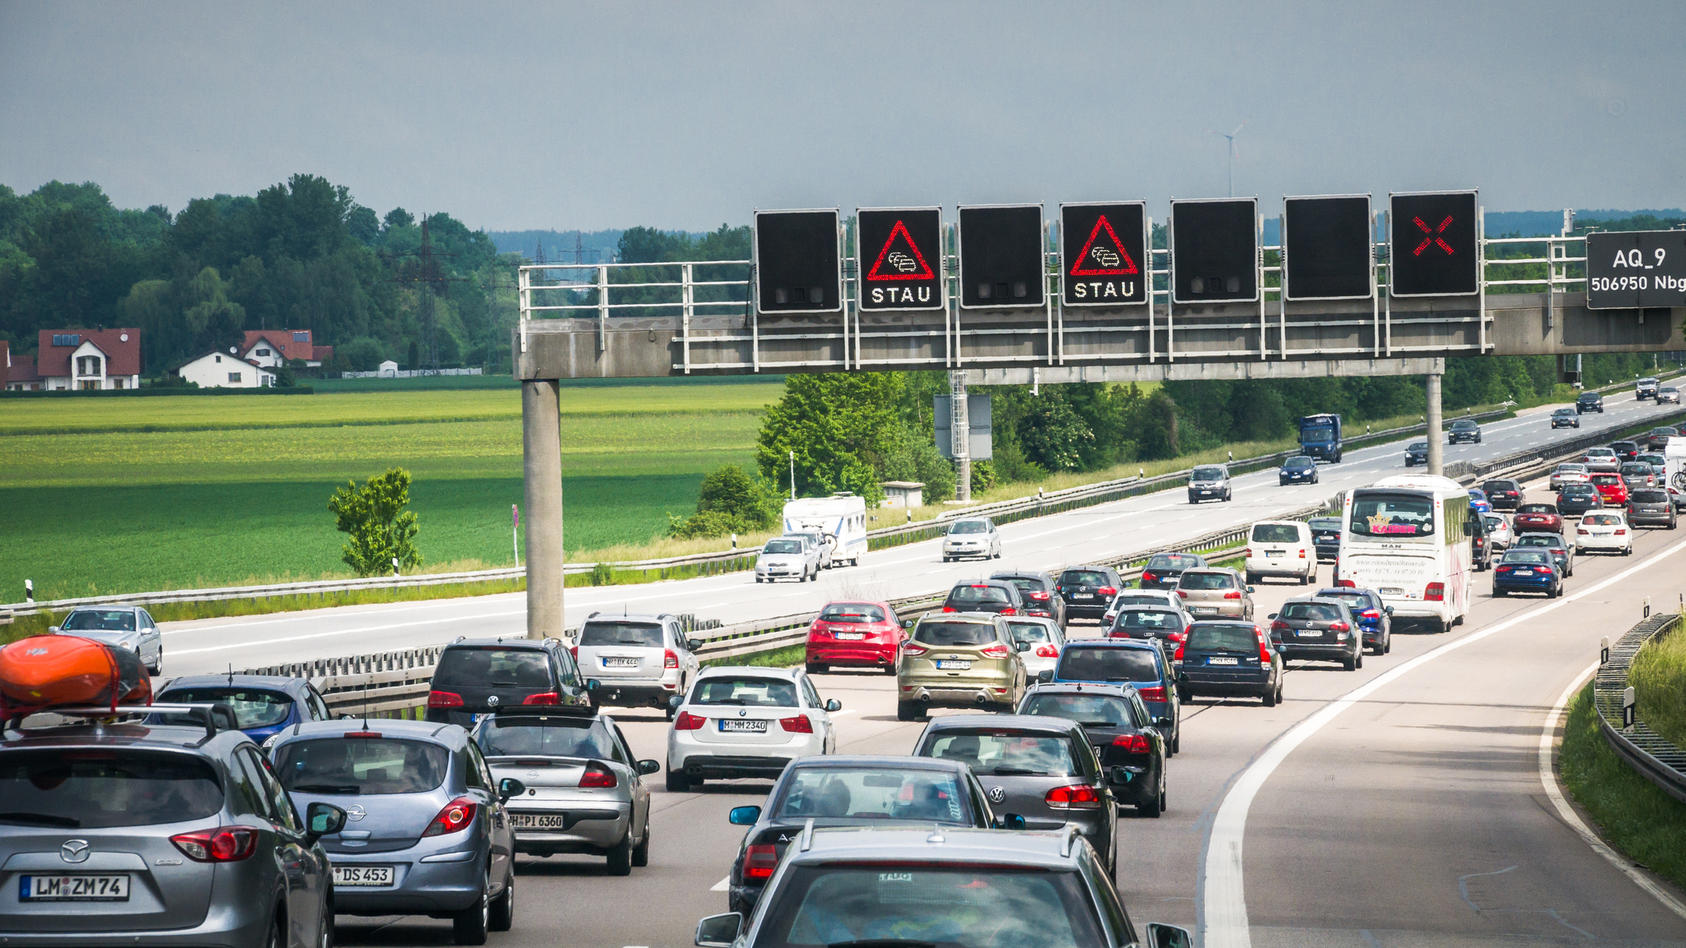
1538,663,1686,923
711,875,730,892
1199,532,1686,948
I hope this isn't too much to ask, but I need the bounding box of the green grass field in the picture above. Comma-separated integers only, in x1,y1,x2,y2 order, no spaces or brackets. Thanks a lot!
0,379,779,600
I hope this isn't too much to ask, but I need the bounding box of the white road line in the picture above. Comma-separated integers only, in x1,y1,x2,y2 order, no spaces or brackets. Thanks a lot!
1538,663,1686,922
1198,532,1686,948
710,875,731,892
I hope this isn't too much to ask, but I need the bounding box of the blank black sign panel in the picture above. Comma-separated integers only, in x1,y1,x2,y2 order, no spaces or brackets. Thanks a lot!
1388,191,1479,297
857,207,945,311
1171,198,1259,303
1283,195,1373,301
754,209,842,315
958,205,1046,309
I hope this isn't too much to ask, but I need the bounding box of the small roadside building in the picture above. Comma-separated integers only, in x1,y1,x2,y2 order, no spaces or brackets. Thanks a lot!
178,351,276,389
378,359,399,378
880,481,925,509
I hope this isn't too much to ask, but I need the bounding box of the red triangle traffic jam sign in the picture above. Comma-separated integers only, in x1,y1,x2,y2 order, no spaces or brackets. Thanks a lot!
866,220,936,281
1069,215,1140,277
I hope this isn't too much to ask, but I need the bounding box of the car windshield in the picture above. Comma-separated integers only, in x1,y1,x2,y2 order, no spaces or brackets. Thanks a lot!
1281,602,1342,622
578,621,664,648
1504,551,1551,565
947,585,1011,606
1022,693,1135,728
476,720,617,760
1285,456,1313,468
1191,466,1225,480
156,687,293,728
1177,571,1234,591
1554,409,1574,415
819,602,887,623
60,609,136,632
949,520,989,535
433,648,551,690
772,767,969,823
1056,646,1159,683
1453,421,1476,430
924,729,1078,777
1349,491,1435,537
913,621,996,647
1005,620,1053,644
764,539,803,554
1408,442,1426,451
0,749,223,829
1187,624,1258,652
751,864,1107,948
1059,569,1110,586
691,676,799,707
1117,610,1180,631
275,737,449,795
1251,523,1301,543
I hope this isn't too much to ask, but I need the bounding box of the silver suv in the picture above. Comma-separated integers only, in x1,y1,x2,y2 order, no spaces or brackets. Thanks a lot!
574,613,702,719
0,703,346,948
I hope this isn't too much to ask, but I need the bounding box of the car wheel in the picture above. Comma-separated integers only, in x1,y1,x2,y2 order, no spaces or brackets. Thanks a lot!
1245,571,1256,585
1493,587,1505,597
1176,684,1192,703
606,833,634,876
632,823,651,868
1140,773,1164,818
489,869,515,932
1171,729,1180,756
1262,678,1278,707
146,643,162,676
1384,633,1392,655
264,915,285,948
1342,651,1357,672
806,662,825,675
665,768,691,793
897,701,917,722
451,870,490,945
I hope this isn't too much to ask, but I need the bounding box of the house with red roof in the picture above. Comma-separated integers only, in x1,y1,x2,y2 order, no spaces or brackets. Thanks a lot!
4,345,43,391
35,328,142,391
0,340,8,390
241,329,333,368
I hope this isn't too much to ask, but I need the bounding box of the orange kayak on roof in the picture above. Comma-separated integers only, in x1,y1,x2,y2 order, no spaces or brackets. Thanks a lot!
0,634,152,717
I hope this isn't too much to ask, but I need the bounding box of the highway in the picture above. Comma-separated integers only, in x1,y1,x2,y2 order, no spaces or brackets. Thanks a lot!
161,391,1681,675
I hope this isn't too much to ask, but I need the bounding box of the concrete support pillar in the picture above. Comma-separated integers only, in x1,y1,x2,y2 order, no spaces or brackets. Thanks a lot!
1426,371,1444,477
523,379,564,640
950,370,971,502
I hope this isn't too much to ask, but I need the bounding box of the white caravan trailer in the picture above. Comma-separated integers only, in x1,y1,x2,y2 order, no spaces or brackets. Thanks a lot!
782,494,868,567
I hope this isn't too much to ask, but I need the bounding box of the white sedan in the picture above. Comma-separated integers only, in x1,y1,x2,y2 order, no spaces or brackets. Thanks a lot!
1549,463,1590,491
665,666,838,792
1575,511,1633,556
1482,513,1514,550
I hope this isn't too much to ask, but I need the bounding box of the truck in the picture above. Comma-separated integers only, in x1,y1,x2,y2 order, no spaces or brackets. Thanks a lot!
781,493,868,567
1667,437,1686,511
1298,413,1343,463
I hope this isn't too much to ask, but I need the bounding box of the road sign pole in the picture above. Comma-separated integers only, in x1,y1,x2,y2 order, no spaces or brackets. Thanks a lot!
1426,372,1444,476
950,371,971,502
522,380,563,641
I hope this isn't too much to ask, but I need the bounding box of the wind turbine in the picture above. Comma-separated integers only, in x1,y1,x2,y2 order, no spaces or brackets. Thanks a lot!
1210,123,1245,197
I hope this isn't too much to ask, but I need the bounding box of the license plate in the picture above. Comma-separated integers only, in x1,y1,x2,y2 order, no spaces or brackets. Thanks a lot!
1207,656,1239,665
1191,606,1217,615
1380,587,1404,596
603,657,639,667
1514,569,1534,575
332,865,395,887
1071,593,1094,600
936,659,972,670
511,812,570,829
1266,550,1282,558
20,874,129,901
1297,629,1323,638
719,718,767,733
835,632,865,640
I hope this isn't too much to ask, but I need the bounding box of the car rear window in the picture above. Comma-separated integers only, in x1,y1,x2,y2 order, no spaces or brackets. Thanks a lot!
1582,513,1623,526
691,677,798,707
1281,602,1341,622
1320,591,1373,611
155,687,293,729
433,648,552,691
1112,593,1172,609
0,749,223,829
1021,693,1136,727
1177,571,1234,591
1518,504,1557,513
947,584,1011,606
1116,610,1180,631
1592,474,1621,485
1503,551,1551,565
1482,481,1517,493
924,729,1078,777
1562,485,1595,495
476,720,617,760
1515,535,1561,549
1059,569,1110,586
1005,620,1054,644
1000,577,1048,597
1308,518,1341,532
275,737,448,795
1147,553,1201,570
1187,624,1258,652
578,621,664,648
773,767,968,823
819,602,887,623
1631,490,1668,503
1251,523,1301,543
60,609,136,632
913,621,996,647
1057,646,1159,683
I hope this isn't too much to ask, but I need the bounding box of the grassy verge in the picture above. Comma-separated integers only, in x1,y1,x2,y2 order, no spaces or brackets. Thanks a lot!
1557,682,1686,890
1631,619,1686,750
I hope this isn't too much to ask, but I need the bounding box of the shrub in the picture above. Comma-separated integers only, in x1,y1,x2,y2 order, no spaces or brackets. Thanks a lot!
326,468,422,576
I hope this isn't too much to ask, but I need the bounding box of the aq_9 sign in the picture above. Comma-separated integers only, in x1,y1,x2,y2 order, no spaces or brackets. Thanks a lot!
1060,202,1148,307
857,207,944,311
1585,230,1686,310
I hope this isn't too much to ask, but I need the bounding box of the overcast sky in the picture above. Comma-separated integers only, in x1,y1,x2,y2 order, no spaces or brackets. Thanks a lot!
3,0,1682,232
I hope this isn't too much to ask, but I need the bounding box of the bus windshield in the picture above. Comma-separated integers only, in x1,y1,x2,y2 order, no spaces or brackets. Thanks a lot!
1349,491,1435,538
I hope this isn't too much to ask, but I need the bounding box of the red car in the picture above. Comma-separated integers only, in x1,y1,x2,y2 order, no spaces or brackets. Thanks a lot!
1590,473,1629,506
805,600,902,674
1512,503,1565,534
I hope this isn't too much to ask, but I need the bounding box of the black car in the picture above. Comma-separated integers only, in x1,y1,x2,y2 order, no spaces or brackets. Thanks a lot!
1448,419,1482,444
1018,682,1169,816
1404,441,1428,466
1551,407,1581,429
1055,565,1124,621
426,636,593,726
1610,440,1640,461
990,569,1065,626
1269,597,1363,671
940,579,1026,616
1308,516,1342,561
1468,510,1493,572
1576,390,1604,413
1137,552,1206,589
1313,586,1393,655
1107,606,1190,663
1556,483,1602,516
1278,454,1319,486
722,756,999,916
1481,478,1523,511
1047,640,1180,754
1176,620,1283,706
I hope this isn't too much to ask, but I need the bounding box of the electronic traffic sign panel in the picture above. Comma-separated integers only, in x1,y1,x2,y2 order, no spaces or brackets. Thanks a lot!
1283,194,1373,301
1388,190,1479,297
856,207,944,311
753,208,842,315
1060,202,1148,307
958,204,1046,310
1170,198,1259,304
1585,230,1686,310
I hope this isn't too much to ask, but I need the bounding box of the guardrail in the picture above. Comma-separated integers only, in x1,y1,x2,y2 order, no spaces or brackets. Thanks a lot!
1594,610,1686,804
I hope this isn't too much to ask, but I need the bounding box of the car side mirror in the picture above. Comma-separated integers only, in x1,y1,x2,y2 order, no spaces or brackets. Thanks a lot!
687,639,703,652
1154,715,1174,728
1146,923,1195,948
585,679,600,692
1267,612,1278,620
637,759,661,776
996,813,1027,830
728,805,761,825
1015,641,1032,652
824,698,841,712
1036,670,1053,683
497,777,525,802
668,695,684,711
1245,586,1255,594
1384,606,1395,616
695,913,743,947
48,626,61,634
900,618,915,630
305,802,346,843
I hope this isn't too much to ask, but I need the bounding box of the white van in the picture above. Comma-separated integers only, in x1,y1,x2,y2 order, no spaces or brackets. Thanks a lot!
782,494,868,567
1245,520,1317,585
1666,438,1686,511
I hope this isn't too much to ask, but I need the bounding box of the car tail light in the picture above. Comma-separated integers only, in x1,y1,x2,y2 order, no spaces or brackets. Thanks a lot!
427,690,464,709
744,843,780,880
1112,733,1151,753
664,649,679,669
1271,620,1289,634
1097,586,1118,597
1029,591,1050,601
579,763,618,788
1174,626,1190,644
674,711,706,730
902,642,929,656
1173,642,1185,661
1497,565,1513,574
1141,571,1157,584
423,797,478,837
779,714,813,733
522,692,560,705
171,827,259,862
1257,633,1272,664
980,643,1010,658
1329,621,1349,632
569,646,578,660
1035,644,1059,658
1176,589,1188,598
1045,784,1103,809
1335,578,1355,588
1424,582,1445,602
941,606,958,613
1361,610,1380,620
998,608,1017,616
1136,684,1166,702
1298,549,1307,558
1223,590,1242,600
1577,527,1590,535
342,730,383,739
1615,528,1628,536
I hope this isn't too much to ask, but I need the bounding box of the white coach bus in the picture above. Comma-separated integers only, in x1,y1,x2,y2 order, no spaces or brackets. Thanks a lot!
1335,474,1474,633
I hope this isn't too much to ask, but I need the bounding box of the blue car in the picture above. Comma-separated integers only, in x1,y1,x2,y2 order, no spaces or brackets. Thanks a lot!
1315,586,1393,655
1278,455,1319,486
1492,549,1562,598
1039,639,1181,755
1467,488,1492,514
153,673,335,744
